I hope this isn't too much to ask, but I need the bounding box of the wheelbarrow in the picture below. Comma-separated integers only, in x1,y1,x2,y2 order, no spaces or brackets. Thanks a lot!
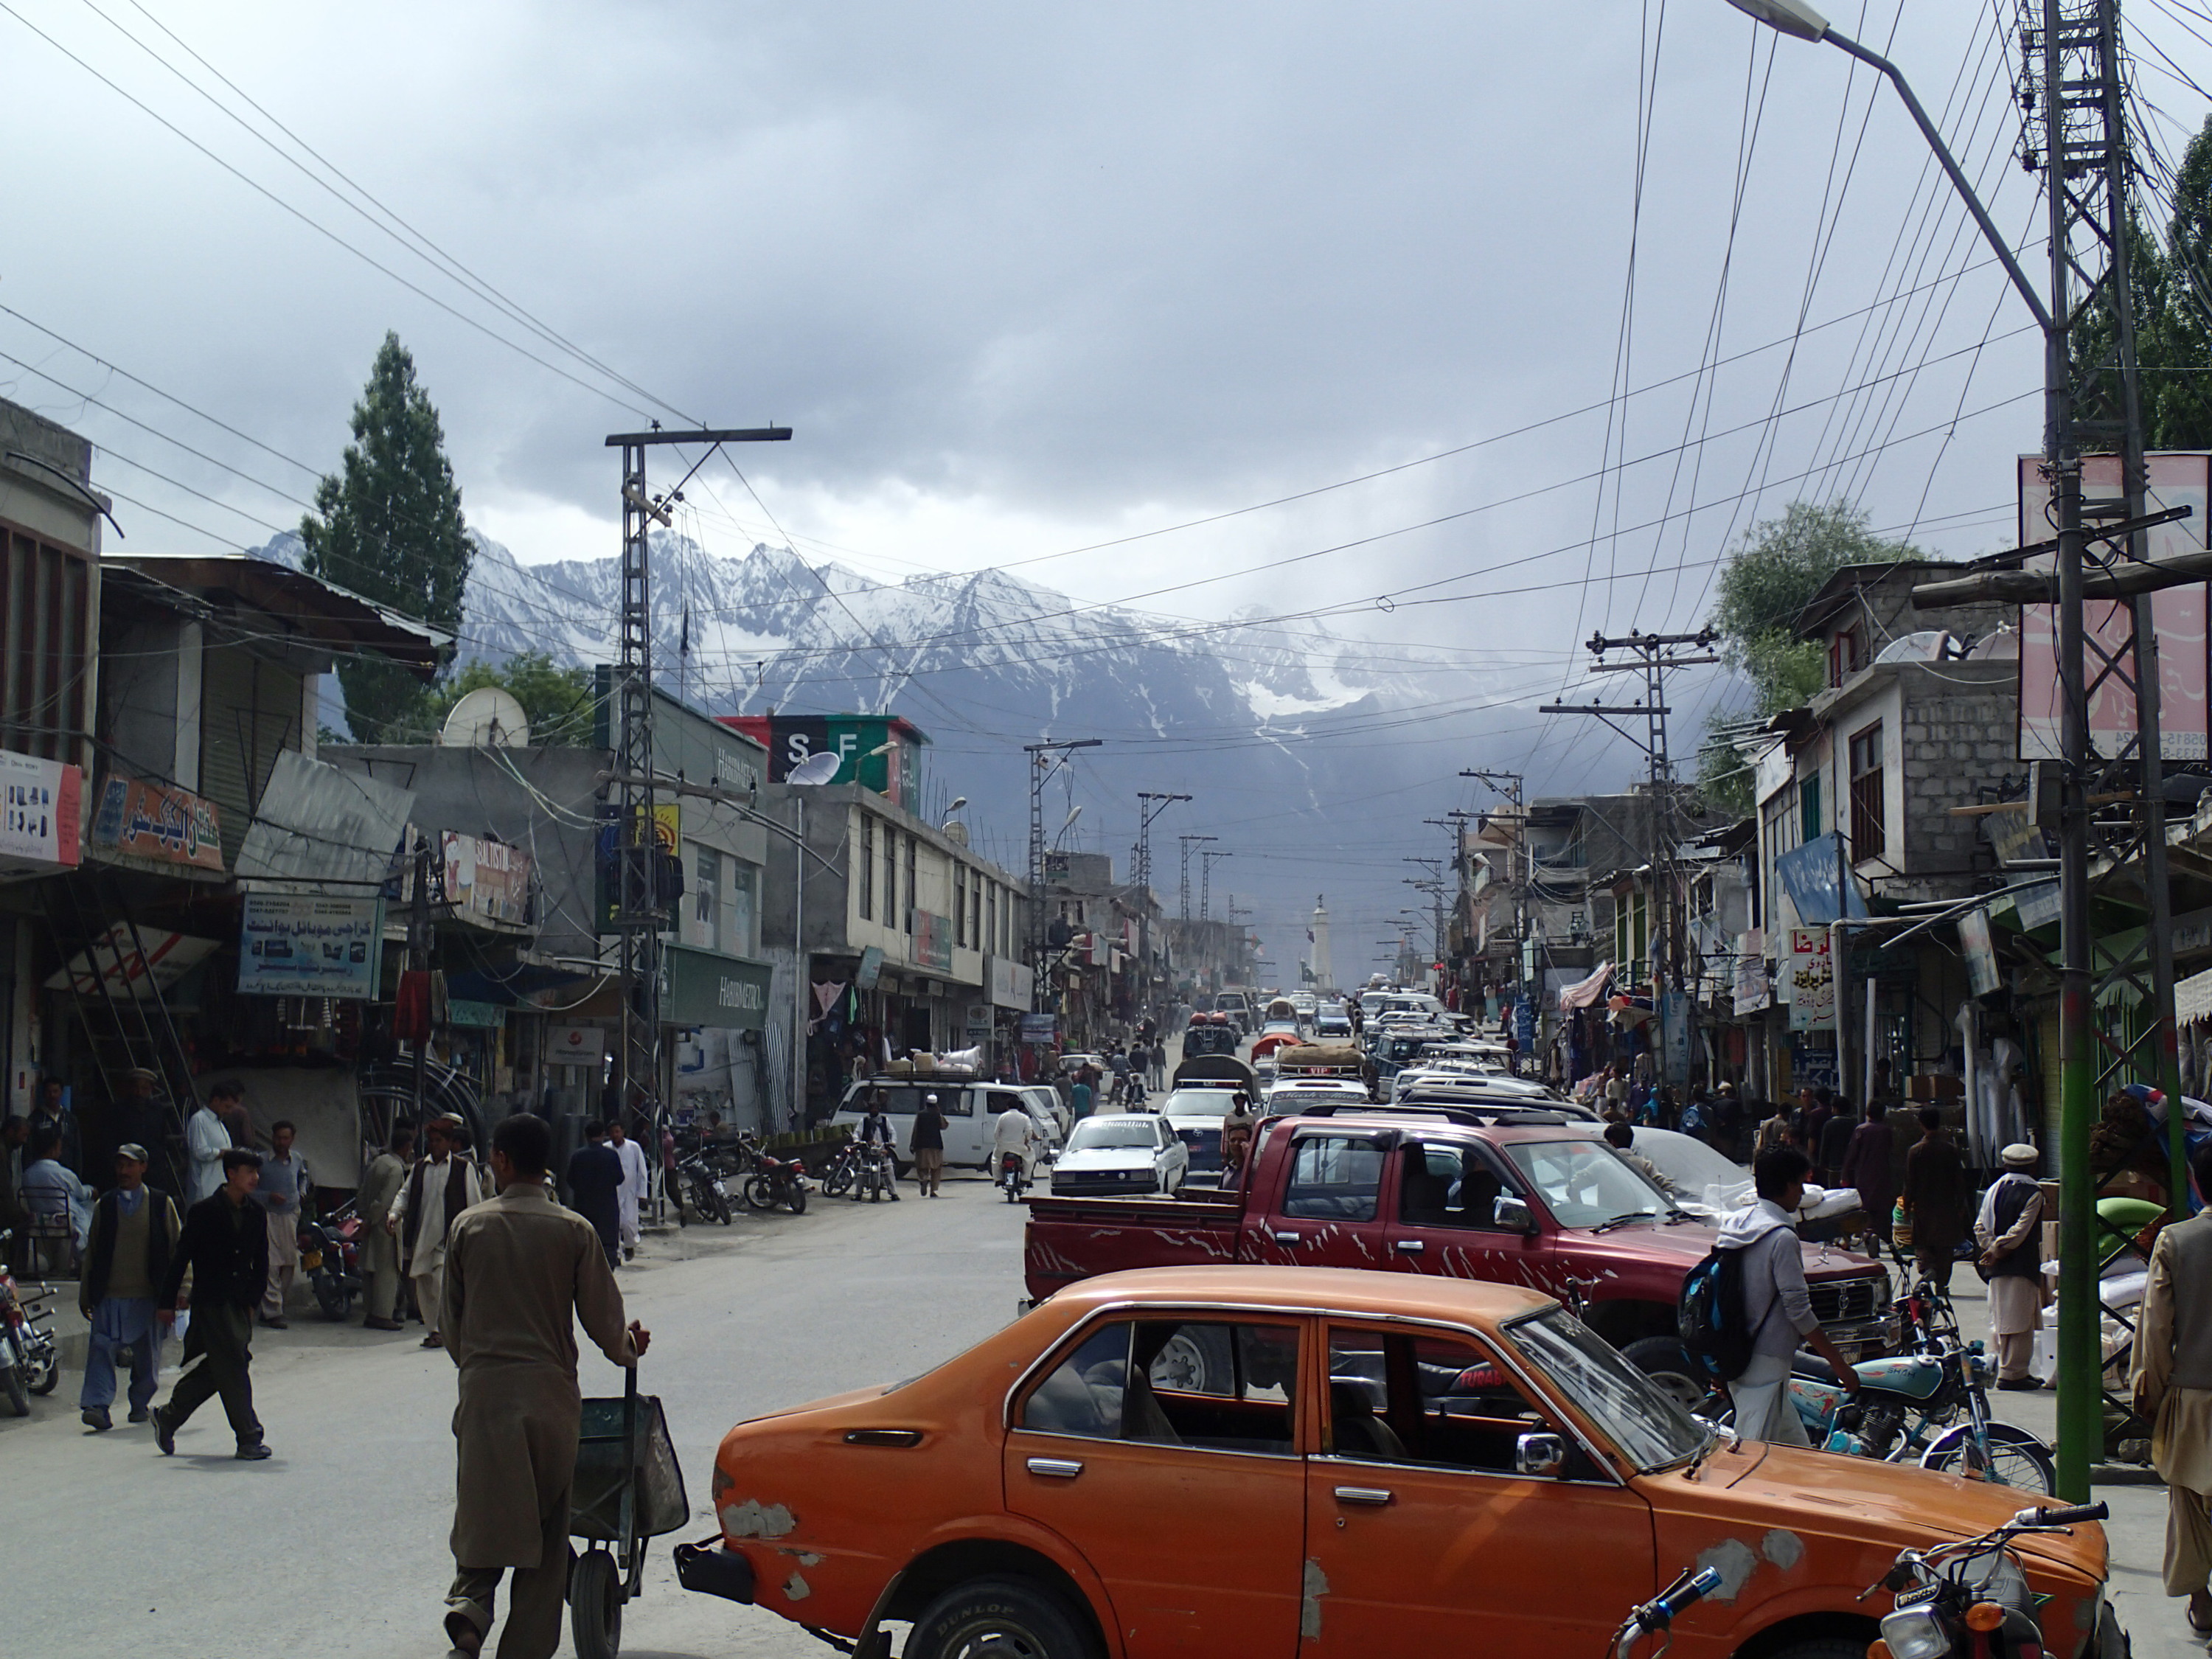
569,1367,689,1659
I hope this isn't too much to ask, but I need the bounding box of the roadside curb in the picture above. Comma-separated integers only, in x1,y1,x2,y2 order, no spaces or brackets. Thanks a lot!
2092,1464,2164,1486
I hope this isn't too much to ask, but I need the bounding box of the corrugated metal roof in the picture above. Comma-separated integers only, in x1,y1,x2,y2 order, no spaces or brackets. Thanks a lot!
234,750,416,888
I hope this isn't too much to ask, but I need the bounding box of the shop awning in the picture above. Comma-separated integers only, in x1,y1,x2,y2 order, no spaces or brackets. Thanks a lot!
1558,961,1614,1012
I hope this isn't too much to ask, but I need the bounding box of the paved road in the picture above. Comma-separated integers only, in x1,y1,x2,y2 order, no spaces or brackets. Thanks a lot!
1,1172,1029,1659
3,1149,2196,1659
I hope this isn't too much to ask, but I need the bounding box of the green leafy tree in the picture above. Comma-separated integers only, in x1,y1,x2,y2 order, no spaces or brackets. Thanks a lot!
300,333,472,740
1697,500,1919,812
406,653,596,745
2146,115,2212,450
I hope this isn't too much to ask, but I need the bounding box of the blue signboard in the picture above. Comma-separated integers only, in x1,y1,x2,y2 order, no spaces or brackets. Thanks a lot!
1775,833,1870,926
1513,998,1534,1046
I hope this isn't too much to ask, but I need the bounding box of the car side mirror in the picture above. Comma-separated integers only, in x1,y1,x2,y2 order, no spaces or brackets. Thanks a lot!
1514,1432,1567,1479
1493,1194,1537,1235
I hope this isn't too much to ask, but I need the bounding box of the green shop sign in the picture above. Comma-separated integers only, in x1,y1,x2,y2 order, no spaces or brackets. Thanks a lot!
663,945,773,1031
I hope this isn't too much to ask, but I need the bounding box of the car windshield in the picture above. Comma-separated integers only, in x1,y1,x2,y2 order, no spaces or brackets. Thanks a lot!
1501,1139,1669,1229
1161,1090,1236,1119
1067,1120,1159,1151
1502,1307,1708,1472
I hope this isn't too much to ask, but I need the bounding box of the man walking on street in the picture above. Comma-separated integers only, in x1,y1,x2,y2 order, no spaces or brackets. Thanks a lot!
392,1115,484,1349
441,1113,647,1659
153,1147,271,1460
1977,1142,2047,1391
2132,1145,2212,1635
564,1121,623,1267
357,1123,414,1331
1902,1106,1969,1291
256,1119,310,1329
1717,1149,1861,1442
1840,1099,1897,1253
606,1115,650,1261
79,1143,181,1431
910,1093,947,1197
186,1084,234,1206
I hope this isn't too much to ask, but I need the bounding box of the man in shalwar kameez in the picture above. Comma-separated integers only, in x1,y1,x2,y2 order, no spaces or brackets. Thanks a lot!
440,1113,647,1658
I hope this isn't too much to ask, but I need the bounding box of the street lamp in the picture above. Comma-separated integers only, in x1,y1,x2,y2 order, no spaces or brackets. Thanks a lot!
1722,0,1826,41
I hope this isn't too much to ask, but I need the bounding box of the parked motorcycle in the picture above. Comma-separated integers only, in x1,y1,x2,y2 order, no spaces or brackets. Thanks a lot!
819,1138,861,1200
739,1138,809,1214
298,1203,363,1322
1780,1336,2056,1493
0,1231,60,1416
1865,1500,2120,1659
678,1152,734,1225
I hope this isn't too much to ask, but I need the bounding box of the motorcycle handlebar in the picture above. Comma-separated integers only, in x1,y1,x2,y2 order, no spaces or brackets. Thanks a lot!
1655,1568,1724,1618
2018,1502,2108,1528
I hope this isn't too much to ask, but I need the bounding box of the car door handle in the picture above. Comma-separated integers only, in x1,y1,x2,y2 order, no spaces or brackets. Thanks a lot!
1271,1231,1303,1245
1393,1239,1425,1253
1026,1457,1085,1479
1334,1486,1395,1506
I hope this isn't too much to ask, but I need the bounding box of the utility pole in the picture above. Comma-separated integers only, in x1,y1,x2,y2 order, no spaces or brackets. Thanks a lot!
1200,850,1232,922
1178,833,1216,923
1733,0,2188,1500
1131,792,1191,888
1025,738,1102,1012
605,424,790,1171
408,834,431,1131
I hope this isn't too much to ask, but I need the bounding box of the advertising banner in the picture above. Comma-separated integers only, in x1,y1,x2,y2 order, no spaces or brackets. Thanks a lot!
912,910,954,973
442,831,533,927
1787,928,1836,1032
1020,1012,1058,1046
987,954,1029,1010
546,1024,607,1069
238,894,383,999
0,748,80,873
1733,928,1771,1012
855,945,885,990
90,774,222,872
2020,452,2210,761
662,945,773,1031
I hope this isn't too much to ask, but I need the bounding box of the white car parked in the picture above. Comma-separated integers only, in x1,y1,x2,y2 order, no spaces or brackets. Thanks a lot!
1048,1114,1190,1196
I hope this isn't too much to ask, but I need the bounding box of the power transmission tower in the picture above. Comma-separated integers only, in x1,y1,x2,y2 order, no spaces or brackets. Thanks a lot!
1131,792,1191,888
1025,738,1102,1012
606,424,788,1151
1178,834,1216,922
2017,0,2186,1491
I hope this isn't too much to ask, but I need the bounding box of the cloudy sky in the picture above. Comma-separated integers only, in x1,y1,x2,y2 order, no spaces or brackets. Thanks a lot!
6,1,2208,975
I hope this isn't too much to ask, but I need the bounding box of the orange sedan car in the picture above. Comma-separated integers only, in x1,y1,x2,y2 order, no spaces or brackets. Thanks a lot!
677,1265,2118,1659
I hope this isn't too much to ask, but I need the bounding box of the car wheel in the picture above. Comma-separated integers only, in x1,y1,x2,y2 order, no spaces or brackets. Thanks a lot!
1149,1325,1234,1395
1619,1336,1711,1415
909,1576,1099,1659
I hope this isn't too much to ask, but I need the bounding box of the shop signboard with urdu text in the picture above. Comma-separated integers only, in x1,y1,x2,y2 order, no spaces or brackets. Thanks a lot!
238,893,383,999
90,774,222,871
1788,928,1836,1032
441,830,532,927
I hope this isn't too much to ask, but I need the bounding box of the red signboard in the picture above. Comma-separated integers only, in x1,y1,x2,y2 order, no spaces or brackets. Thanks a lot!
2019,453,2210,762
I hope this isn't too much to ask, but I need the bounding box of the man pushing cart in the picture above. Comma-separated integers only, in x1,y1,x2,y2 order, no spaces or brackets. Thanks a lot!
441,1113,657,1659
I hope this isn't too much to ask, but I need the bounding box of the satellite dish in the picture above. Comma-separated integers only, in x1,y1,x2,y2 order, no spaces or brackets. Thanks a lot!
439,686,530,748
787,751,841,787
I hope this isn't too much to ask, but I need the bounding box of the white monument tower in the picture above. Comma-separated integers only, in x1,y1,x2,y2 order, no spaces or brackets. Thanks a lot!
1308,894,1333,995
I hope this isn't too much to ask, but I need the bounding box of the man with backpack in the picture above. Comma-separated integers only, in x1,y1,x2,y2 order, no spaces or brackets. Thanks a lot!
1698,1148,1861,1442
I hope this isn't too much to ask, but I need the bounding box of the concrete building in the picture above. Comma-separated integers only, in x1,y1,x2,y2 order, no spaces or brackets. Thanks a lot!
757,779,1029,1113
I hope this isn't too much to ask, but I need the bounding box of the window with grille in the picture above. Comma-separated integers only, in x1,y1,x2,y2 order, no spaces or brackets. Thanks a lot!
1829,626,1865,687
695,845,720,943
1801,772,1823,844
883,828,898,931
1,525,94,767
1849,723,1885,860
904,835,917,933
955,862,969,947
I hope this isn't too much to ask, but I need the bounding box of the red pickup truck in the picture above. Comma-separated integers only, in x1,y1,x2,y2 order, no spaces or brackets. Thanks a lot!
1024,1107,1898,1402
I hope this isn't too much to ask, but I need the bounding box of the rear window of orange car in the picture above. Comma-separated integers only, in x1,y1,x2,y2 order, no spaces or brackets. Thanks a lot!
1018,1318,1301,1455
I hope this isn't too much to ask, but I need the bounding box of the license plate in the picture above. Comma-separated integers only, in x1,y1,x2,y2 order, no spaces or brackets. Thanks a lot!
300,1251,322,1270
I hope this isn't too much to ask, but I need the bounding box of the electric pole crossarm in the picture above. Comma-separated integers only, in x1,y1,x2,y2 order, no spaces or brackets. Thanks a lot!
602,427,794,447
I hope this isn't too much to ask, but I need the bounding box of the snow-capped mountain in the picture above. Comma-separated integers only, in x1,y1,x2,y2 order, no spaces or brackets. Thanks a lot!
254,527,1532,945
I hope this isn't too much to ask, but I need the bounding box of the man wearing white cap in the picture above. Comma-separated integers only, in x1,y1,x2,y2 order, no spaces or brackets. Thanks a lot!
1975,1142,2046,1391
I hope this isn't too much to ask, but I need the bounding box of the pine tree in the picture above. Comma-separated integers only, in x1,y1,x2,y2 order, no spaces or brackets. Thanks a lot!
2148,115,2212,449
300,333,472,741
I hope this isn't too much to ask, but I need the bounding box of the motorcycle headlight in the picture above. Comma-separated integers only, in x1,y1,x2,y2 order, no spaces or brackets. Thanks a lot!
1878,1607,1955,1659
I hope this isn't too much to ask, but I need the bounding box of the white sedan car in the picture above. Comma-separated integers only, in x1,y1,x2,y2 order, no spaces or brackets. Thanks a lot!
1047,1114,1189,1197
